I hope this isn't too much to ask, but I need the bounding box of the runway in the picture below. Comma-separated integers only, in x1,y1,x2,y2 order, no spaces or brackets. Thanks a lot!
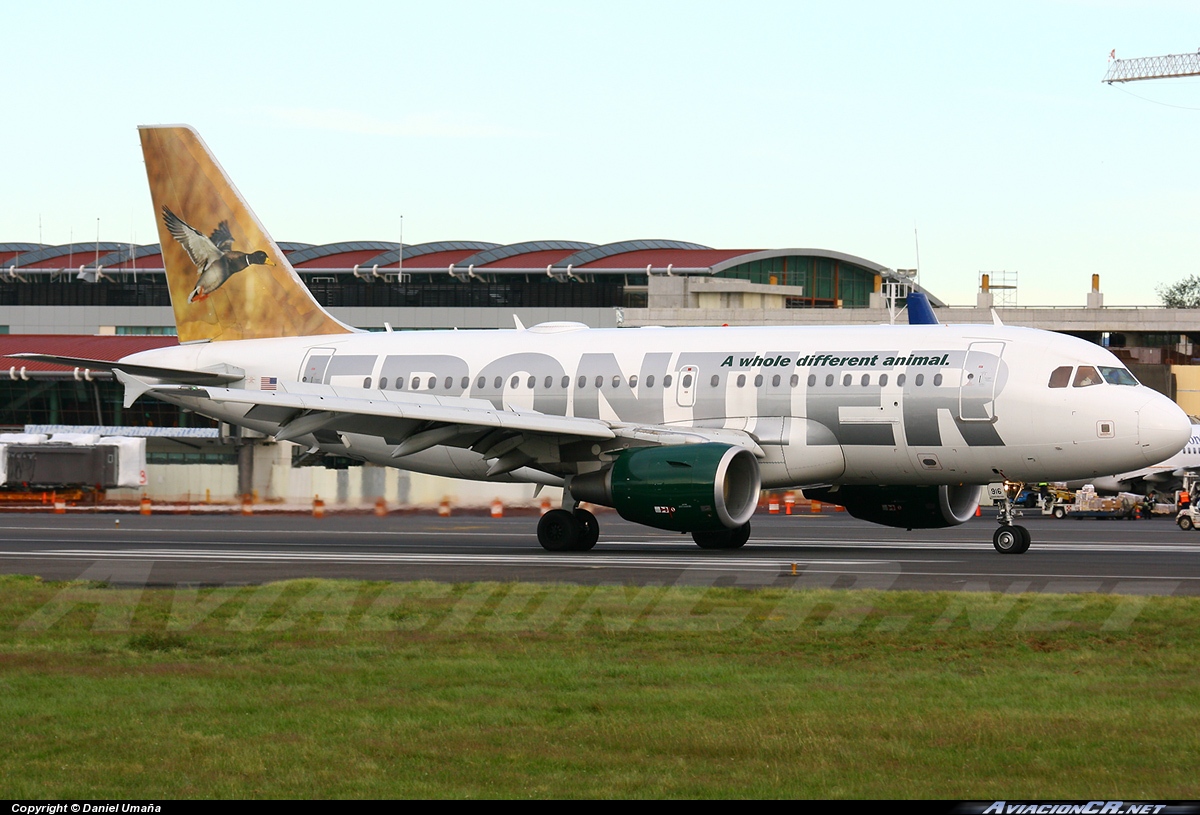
1,509,1199,595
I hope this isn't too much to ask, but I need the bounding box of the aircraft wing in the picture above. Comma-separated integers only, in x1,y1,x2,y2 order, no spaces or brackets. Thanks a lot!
116,373,765,476
6,353,245,385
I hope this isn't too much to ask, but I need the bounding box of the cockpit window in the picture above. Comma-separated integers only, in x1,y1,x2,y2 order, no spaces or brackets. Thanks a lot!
1073,366,1102,388
1048,366,1072,388
1099,366,1139,386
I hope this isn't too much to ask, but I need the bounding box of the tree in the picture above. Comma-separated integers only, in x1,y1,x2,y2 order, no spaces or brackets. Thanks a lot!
1157,275,1200,308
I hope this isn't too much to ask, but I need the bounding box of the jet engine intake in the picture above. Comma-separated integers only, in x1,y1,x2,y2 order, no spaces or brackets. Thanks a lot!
571,443,761,532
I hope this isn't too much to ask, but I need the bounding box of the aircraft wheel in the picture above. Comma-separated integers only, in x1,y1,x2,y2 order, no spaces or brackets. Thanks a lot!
1179,515,1194,532
538,509,581,552
1012,524,1031,554
573,508,599,551
993,525,1027,554
692,522,751,550
1052,506,1066,519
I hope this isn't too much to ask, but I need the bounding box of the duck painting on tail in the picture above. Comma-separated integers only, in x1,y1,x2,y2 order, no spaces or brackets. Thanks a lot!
162,206,274,303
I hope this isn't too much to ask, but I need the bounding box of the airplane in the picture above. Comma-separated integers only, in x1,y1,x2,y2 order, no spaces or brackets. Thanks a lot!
7,125,1191,555
1064,419,1200,496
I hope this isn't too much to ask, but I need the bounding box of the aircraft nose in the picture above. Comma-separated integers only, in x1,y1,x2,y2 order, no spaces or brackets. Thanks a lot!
1138,394,1191,465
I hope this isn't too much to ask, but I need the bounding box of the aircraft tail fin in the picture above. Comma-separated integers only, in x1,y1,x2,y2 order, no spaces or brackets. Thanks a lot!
905,291,939,325
139,125,355,343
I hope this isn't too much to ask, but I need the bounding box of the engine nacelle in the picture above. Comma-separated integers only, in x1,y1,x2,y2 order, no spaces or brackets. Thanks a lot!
571,443,761,532
807,484,982,529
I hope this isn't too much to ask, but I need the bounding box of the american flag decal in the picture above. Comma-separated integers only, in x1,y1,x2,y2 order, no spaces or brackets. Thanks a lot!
261,376,278,391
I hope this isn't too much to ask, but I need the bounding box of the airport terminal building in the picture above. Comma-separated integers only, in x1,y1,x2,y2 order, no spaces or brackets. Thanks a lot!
3,236,1198,507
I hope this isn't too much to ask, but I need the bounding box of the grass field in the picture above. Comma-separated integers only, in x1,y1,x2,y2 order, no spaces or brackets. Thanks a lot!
1,574,1198,798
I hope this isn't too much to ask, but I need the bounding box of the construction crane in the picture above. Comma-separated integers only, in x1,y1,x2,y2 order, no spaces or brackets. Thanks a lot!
1103,50,1200,84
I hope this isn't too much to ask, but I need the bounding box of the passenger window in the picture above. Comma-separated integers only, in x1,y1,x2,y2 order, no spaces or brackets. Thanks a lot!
861,374,870,386
527,375,536,388
578,375,587,389
754,374,763,387
561,376,570,388
511,375,520,389
681,374,693,388
645,375,655,388
427,376,436,389
915,374,924,386
493,376,502,389
412,377,421,390
772,375,781,387
379,377,388,390
933,373,943,386
737,374,746,388
1048,366,1072,388
595,375,604,388
663,374,673,387
842,374,852,386
630,375,638,388
1073,366,1101,387
879,374,888,386
825,374,834,386
808,374,816,387
363,377,372,389
710,375,720,387
791,374,800,387
612,375,622,389
461,377,469,390
476,376,485,389
445,376,453,389
544,376,553,389
897,374,906,386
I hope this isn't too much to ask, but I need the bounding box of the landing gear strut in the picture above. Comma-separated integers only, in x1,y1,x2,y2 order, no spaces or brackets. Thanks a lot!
988,481,1030,554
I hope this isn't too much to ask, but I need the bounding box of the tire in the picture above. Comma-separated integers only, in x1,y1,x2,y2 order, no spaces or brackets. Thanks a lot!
993,525,1023,554
537,509,580,552
573,508,600,551
1052,506,1066,519
693,522,752,550
1179,515,1194,532
1012,525,1031,554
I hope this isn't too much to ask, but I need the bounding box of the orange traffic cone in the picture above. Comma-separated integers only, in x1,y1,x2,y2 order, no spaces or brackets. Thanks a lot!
312,496,325,518
140,495,151,516
374,496,387,517
438,497,451,517
491,498,504,518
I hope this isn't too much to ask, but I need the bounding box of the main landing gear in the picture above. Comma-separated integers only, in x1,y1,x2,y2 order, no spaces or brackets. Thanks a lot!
537,507,600,552
535,506,752,552
989,482,1031,554
691,522,752,550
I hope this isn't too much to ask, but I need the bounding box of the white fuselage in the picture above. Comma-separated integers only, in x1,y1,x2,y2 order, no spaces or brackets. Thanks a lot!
123,321,1190,489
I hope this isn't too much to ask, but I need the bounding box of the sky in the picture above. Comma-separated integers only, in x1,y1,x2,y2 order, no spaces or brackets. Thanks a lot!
3,0,1199,307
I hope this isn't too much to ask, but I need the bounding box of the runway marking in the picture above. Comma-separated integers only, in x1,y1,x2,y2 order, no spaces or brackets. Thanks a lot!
0,548,1195,584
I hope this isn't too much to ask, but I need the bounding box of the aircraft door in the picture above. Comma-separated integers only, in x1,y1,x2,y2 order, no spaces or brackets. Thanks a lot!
959,341,1005,421
299,347,336,384
676,366,698,408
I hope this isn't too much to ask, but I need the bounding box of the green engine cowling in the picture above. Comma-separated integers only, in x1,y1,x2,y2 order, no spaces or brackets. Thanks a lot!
570,443,761,532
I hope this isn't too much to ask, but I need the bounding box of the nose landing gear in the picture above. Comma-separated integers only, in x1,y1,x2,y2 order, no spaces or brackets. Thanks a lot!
988,482,1031,554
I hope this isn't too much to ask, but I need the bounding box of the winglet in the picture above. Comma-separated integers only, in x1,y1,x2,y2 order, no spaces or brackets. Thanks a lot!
139,125,355,343
905,291,939,325
114,369,162,408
